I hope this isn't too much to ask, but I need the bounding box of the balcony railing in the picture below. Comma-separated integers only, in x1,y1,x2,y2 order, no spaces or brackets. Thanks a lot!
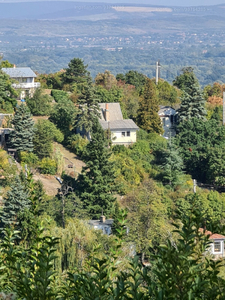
12,82,41,89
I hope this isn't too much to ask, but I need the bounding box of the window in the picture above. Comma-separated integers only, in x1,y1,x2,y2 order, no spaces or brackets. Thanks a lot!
22,78,27,83
214,241,221,252
162,118,166,126
121,132,125,137
127,131,130,137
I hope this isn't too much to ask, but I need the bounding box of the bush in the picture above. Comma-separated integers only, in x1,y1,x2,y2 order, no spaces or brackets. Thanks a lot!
26,88,52,116
19,151,39,167
66,134,88,156
51,89,69,103
39,157,57,175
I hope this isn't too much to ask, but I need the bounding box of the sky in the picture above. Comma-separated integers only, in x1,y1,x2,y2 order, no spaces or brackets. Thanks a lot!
1,0,224,5
81,0,225,6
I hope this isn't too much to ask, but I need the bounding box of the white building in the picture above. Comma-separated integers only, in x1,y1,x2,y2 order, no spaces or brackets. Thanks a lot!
99,103,139,145
199,228,225,259
2,66,40,100
88,215,114,235
158,105,176,138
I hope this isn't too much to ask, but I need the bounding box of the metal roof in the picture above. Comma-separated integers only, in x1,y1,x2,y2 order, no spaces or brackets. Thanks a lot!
2,67,37,78
158,105,176,116
88,219,114,226
99,103,123,121
100,119,139,130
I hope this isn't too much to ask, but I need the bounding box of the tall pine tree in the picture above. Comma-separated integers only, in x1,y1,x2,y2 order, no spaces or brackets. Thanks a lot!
0,176,31,230
9,104,35,152
160,141,184,188
174,68,206,122
76,119,116,219
136,78,163,134
76,77,100,136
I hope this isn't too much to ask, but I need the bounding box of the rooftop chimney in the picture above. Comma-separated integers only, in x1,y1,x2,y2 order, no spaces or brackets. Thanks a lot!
105,103,109,121
100,215,106,223
13,64,16,68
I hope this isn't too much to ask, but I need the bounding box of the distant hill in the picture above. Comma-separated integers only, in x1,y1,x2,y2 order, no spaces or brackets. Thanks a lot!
0,1,225,20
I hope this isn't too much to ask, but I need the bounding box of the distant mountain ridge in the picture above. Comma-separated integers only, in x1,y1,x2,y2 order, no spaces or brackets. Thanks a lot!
0,1,224,20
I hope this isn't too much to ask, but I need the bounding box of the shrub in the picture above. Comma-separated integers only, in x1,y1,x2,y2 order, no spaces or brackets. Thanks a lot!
19,151,39,167
39,157,57,175
66,134,88,156
51,89,69,103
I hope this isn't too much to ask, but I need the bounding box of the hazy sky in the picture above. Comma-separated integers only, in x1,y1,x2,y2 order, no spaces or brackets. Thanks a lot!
82,0,225,6
1,0,225,5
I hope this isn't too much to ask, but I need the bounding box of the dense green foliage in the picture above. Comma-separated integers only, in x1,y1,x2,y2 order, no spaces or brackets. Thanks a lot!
136,78,163,134
0,176,30,230
0,69,17,112
2,55,225,299
33,119,64,159
49,98,77,136
26,88,52,116
175,117,225,184
174,68,206,122
76,78,101,136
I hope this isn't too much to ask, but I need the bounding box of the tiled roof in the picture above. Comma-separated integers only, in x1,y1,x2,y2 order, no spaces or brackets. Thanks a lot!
100,119,139,130
2,67,37,78
199,228,225,240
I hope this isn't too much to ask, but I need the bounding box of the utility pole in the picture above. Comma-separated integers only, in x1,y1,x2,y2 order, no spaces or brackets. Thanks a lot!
223,92,225,125
193,179,197,193
156,60,160,85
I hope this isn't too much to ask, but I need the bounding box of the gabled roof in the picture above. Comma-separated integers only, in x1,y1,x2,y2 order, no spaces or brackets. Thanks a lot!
100,119,139,131
2,67,37,78
199,228,225,240
98,102,139,131
88,219,114,227
99,103,123,121
158,105,176,116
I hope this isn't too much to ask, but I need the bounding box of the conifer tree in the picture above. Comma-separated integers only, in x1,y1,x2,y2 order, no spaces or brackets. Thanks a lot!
76,119,116,219
9,104,35,152
0,176,31,229
136,78,163,134
174,68,206,122
160,141,184,188
76,77,100,136
61,57,90,86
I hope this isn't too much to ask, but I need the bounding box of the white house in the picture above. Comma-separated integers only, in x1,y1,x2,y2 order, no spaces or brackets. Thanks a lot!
88,215,114,235
98,103,139,145
199,228,225,259
158,105,176,139
2,66,40,100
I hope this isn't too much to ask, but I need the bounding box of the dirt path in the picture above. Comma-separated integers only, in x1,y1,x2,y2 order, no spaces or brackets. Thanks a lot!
55,142,85,175
33,143,85,197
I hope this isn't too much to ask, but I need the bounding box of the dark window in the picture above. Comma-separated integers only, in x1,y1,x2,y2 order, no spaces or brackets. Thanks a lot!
170,115,174,124
127,131,130,137
121,132,125,137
